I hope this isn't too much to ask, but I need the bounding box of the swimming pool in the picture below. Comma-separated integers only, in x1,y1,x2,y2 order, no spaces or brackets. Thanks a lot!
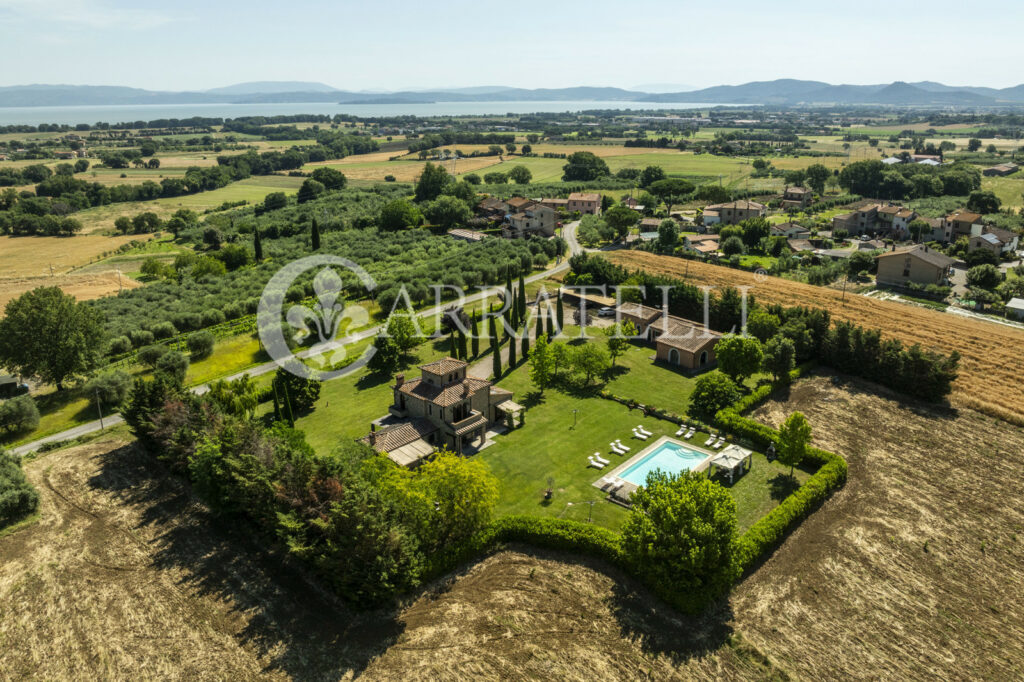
618,439,711,485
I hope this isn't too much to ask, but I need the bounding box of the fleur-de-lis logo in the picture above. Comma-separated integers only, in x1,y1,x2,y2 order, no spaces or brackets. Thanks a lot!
258,255,378,381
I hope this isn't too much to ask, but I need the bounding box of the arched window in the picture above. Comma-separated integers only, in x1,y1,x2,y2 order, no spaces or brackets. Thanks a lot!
668,348,680,365
699,350,708,366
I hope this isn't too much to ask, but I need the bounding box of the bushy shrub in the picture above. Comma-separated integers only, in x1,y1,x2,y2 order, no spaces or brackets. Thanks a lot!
155,350,189,384
0,395,40,435
137,344,169,368
85,370,132,408
200,309,226,327
108,335,132,355
129,329,155,347
0,451,40,526
187,331,215,359
150,321,177,339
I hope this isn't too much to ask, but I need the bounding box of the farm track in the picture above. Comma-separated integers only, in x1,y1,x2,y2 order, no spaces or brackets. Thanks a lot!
606,250,1024,424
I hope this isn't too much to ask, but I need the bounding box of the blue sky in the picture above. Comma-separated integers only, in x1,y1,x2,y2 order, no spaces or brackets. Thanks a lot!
1,0,1022,91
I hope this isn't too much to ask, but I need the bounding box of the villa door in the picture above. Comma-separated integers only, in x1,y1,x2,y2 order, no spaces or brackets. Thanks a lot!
668,348,680,365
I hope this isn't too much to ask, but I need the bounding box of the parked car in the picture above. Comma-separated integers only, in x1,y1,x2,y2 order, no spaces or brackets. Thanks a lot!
597,306,616,317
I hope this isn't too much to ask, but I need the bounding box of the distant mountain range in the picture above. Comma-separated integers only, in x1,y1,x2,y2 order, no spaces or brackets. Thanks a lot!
2,79,1024,108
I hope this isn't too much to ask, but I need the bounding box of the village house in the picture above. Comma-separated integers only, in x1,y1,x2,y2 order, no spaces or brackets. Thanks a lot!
620,196,644,211
780,186,813,210
448,228,488,243
874,244,955,287
832,204,880,235
769,222,811,239
567,192,602,215
617,303,721,371
362,358,520,466
503,202,557,238
968,226,1018,255
945,210,984,239
477,196,509,221
983,162,1019,177
683,233,720,256
876,205,918,238
786,238,815,253
703,200,767,227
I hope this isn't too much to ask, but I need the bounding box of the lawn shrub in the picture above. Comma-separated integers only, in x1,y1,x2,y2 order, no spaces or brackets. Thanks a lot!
0,450,39,527
0,395,40,436
186,331,215,359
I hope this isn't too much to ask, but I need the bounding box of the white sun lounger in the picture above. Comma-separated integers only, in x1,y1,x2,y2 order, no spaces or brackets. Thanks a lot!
684,428,695,439
675,425,687,436
614,439,631,451
637,425,653,437
705,435,717,446
594,453,611,466
714,438,725,449
632,429,649,440
588,456,604,469
610,442,627,455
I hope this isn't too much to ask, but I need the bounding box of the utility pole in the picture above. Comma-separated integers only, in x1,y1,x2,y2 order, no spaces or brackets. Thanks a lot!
95,388,104,430
841,274,848,304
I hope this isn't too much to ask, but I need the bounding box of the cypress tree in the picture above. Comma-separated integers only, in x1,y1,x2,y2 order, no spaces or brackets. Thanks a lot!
283,383,295,427
521,333,529,361
536,314,544,343
458,330,468,360
311,217,321,250
492,336,503,378
253,227,263,261
448,330,458,359
471,313,480,357
508,331,517,367
272,381,282,421
545,315,553,339
517,273,527,323
489,316,499,353
556,290,564,330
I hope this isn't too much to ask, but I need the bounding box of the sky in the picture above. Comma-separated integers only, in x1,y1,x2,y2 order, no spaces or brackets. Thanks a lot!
2,0,1023,92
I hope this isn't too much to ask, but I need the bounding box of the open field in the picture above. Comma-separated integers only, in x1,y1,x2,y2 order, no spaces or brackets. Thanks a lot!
605,250,1024,424
733,372,1024,680
0,270,141,310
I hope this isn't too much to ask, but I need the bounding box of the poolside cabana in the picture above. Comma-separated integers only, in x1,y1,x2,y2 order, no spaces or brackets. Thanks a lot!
709,444,753,484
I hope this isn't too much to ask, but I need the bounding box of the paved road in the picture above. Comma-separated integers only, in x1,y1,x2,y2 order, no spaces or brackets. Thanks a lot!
11,222,582,457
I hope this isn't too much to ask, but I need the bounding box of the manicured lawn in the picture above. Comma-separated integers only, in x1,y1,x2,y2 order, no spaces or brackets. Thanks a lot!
480,356,810,532
185,333,268,386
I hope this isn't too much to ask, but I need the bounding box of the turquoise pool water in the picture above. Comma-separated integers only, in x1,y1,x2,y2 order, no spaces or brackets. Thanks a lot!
619,440,710,485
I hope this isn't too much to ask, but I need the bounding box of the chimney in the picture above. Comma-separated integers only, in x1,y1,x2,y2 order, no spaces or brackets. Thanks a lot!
463,382,471,397
395,373,405,388
369,423,376,446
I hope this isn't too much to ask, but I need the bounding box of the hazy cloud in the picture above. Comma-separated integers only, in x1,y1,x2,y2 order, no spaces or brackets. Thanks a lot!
0,0,176,30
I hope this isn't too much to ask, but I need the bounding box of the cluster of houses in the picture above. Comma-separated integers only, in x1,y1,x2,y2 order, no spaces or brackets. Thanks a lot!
472,192,602,240
832,204,1019,255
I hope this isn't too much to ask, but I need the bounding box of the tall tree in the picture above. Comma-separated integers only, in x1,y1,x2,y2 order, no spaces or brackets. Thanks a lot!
508,331,517,367
777,412,812,478
648,178,695,215
0,287,105,390
521,333,529,362
414,162,449,202
715,334,763,384
605,321,637,367
492,335,503,379
470,312,480,358
310,218,321,250
528,334,554,394
556,291,564,330
517,273,527,325
253,227,263,261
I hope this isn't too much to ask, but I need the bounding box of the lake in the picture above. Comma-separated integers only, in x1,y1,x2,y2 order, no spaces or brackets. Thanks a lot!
0,101,742,126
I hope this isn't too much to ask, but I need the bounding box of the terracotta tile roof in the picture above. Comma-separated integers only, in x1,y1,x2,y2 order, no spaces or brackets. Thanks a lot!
568,192,601,202
706,200,767,211
507,197,534,210
948,211,982,224
420,357,467,375
654,315,721,352
785,186,812,194
985,226,1015,242
896,209,915,218
361,417,438,453
878,205,901,215
398,376,491,407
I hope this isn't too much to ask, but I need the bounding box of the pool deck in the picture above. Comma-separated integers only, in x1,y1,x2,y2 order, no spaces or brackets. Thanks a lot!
592,435,716,493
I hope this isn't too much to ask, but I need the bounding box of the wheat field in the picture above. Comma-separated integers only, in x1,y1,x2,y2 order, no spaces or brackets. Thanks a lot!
606,251,1024,424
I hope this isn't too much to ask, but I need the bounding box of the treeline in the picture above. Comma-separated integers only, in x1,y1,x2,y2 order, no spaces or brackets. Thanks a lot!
406,132,516,153
838,159,981,200
567,254,959,402
0,114,340,135
123,374,499,606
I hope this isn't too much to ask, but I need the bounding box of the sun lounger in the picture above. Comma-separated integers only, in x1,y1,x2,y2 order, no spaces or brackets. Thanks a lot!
610,442,626,455
684,428,695,439
598,476,614,488
588,456,604,469
675,425,686,436
614,439,630,451
637,425,653,437
595,453,611,466
705,435,717,446
632,429,648,440
714,438,725,449
611,481,624,492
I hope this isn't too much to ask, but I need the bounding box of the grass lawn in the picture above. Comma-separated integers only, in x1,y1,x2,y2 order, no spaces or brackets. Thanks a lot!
185,334,268,386
479,353,810,532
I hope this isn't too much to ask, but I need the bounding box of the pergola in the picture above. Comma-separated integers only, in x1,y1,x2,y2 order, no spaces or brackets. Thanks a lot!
710,444,753,484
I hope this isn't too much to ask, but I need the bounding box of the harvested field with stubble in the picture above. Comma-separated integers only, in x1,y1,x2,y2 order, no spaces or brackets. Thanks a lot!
606,250,1024,424
734,372,1024,680
0,434,779,681
0,270,142,309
